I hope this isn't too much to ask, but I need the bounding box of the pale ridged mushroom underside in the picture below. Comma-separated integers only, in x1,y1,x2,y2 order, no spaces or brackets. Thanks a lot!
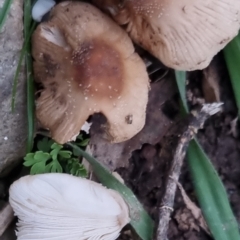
95,0,240,70
9,174,130,240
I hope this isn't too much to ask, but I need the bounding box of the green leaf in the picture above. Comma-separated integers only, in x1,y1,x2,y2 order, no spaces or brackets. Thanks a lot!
50,149,59,160
54,161,63,173
37,137,54,152
10,0,35,152
24,0,35,153
24,153,40,167
68,143,154,240
46,161,63,173
50,143,63,160
73,148,81,157
174,71,189,114
75,167,87,177
78,138,90,147
34,151,51,162
23,156,37,167
23,153,35,162
23,161,35,167
45,163,52,172
188,140,240,240
223,34,240,117
11,22,36,112
65,158,87,177
24,151,50,167
30,162,47,174
59,150,72,159
51,143,63,150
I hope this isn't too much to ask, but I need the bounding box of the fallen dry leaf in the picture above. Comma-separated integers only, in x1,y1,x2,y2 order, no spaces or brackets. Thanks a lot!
177,182,210,235
175,207,200,232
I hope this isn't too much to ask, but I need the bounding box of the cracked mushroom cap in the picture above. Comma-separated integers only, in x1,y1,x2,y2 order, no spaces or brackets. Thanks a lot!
94,0,240,70
32,1,149,144
9,174,130,240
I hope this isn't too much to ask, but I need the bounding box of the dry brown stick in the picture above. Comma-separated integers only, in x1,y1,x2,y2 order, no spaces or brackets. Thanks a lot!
156,103,222,240
0,202,14,237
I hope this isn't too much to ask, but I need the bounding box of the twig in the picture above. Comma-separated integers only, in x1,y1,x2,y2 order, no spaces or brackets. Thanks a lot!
0,203,14,237
156,103,222,240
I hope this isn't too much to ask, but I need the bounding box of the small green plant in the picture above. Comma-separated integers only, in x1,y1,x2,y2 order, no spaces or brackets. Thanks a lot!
24,137,88,177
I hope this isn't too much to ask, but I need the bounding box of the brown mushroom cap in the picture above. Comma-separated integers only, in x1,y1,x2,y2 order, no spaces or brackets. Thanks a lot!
94,0,240,70
32,1,149,144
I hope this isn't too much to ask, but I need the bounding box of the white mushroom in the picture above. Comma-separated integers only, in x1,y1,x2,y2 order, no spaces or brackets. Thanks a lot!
9,173,130,240
32,0,56,22
94,0,240,70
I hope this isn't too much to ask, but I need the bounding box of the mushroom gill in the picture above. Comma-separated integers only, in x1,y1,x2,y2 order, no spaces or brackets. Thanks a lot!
94,0,240,70
9,174,130,240
32,1,149,144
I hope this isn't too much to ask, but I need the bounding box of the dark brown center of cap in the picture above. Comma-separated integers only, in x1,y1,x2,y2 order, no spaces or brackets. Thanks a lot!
71,40,124,99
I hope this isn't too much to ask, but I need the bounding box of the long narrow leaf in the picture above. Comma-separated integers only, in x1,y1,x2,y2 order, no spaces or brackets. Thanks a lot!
68,143,154,240
24,0,32,33
24,0,35,152
0,0,13,31
175,71,240,240
188,140,240,240
223,34,240,117
11,23,36,111
175,70,189,113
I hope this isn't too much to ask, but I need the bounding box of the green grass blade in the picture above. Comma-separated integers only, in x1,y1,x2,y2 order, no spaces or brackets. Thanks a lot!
24,0,35,152
11,23,36,114
26,48,35,153
68,143,154,240
0,0,14,31
12,0,36,151
175,71,240,240
11,22,36,111
24,0,32,34
188,140,240,240
175,70,189,113
223,34,240,117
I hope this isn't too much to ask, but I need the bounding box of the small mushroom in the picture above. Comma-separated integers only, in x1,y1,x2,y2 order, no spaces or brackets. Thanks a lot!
33,1,149,144
94,0,240,70
32,0,56,22
9,174,130,240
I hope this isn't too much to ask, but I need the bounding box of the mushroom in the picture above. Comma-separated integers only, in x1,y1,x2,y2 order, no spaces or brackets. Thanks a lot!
93,0,240,70
32,0,56,22
32,1,149,144
9,173,130,240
